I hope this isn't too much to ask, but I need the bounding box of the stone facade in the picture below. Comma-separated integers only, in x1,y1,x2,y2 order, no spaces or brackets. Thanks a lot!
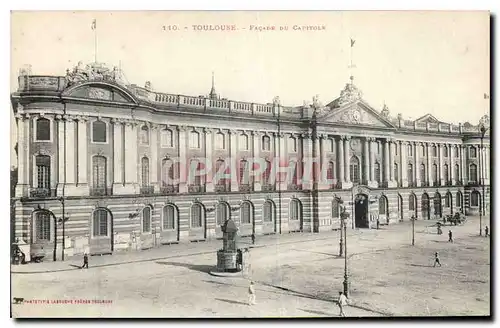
11,62,491,260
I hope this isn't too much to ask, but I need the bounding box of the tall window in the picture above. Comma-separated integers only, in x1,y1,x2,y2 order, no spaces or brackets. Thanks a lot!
409,194,416,211
190,131,200,148
140,125,149,144
161,129,173,147
215,159,227,186
432,164,438,183
36,155,51,189
142,207,151,233
241,202,252,224
288,136,297,152
454,164,460,182
332,198,340,218
394,163,399,182
262,135,271,151
215,132,225,150
432,145,437,157
191,159,202,186
327,161,335,185
141,157,150,187
191,203,203,228
443,164,449,183
407,144,413,157
239,160,249,184
469,146,477,158
263,160,272,185
290,199,301,221
329,139,335,152
420,164,426,183
350,156,360,183
239,134,249,150
375,162,381,183
444,146,448,157
162,205,176,230
263,201,274,222
470,192,479,207
395,145,398,156
469,164,478,182
35,212,51,241
421,145,426,157
216,203,229,226
92,121,107,143
456,192,462,208
288,160,299,185
36,118,51,141
92,209,108,237
421,194,429,217
92,156,106,189
162,159,178,186
407,164,414,184
379,196,387,215
454,147,459,158
445,192,451,208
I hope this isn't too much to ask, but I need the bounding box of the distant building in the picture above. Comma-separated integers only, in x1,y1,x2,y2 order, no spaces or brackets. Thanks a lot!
11,62,490,259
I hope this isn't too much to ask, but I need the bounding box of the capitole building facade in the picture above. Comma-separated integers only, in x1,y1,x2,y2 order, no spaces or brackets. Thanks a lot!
11,61,490,260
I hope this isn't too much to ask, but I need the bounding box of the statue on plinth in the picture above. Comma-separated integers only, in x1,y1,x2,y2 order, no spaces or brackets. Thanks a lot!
216,218,247,273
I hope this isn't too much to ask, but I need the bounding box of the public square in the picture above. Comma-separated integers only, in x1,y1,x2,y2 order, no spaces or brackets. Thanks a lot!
11,216,490,318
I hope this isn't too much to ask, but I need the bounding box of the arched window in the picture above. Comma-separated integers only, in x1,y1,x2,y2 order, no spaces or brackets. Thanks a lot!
456,192,462,208
191,203,203,228
216,202,229,226
290,199,301,221
422,193,430,217
215,132,225,150
350,156,360,184
34,211,51,242
469,164,478,182
329,139,335,152
263,201,275,222
394,163,399,182
454,164,460,183
379,196,387,215
35,118,51,141
92,156,107,191
288,136,297,152
444,145,448,157
432,145,437,157
421,145,426,156
162,205,176,230
262,160,272,185
262,135,271,151
92,121,107,143
454,146,459,158
36,155,51,189
161,129,173,147
470,191,480,207
140,125,149,144
141,157,150,187
407,164,414,184
92,209,109,237
239,159,249,184
189,131,200,149
327,161,335,184
239,134,249,150
443,164,449,184
420,164,426,183
142,207,151,233
215,159,227,186
191,159,202,186
332,198,340,218
375,162,381,183
407,144,413,157
469,146,477,158
409,194,416,211
432,163,438,183
445,192,452,208
241,202,252,224
433,193,442,216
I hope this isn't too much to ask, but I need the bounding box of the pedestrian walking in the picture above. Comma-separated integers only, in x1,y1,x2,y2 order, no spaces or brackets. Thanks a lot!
485,226,489,237
337,291,348,317
448,230,453,243
433,252,441,267
251,233,256,245
81,253,89,269
248,281,256,305
376,218,380,230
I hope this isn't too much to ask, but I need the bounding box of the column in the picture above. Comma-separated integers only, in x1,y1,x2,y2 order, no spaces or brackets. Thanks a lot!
56,116,65,194
338,136,345,186
450,144,456,185
312,133,321,190
461,145,467,184
401,141,408,187
439,143,444,185
178,126,188,193
150,124,159,192
112,120,124,194
252,131,261,191
15,113,27,197
301,132,314,190
344,136,351,185
485,146,489,183
203,128,214,192
229,130,238,192
123,121,138,193
64,117,77,185
77,117,88,186
363,138,369,184
384,139,390,184
415,142,421,187
369,138,376,188
482,147,487,183
427,143,432,186
389,139,396,187
318,135,328,190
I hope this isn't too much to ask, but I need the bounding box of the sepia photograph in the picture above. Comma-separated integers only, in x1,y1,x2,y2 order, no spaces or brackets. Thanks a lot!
9,10,490,318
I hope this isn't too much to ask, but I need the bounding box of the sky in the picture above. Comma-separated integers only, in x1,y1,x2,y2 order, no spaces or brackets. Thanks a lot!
9,11,490,165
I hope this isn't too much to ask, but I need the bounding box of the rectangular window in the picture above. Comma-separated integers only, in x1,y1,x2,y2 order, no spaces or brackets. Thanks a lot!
35,118,51,141
92,121,107,143
35,213,51,241
262,136,271,151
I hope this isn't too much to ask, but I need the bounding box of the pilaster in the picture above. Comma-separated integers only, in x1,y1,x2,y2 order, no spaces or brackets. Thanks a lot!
14,113,29,197
178,126,188,193
205,128,214,192
150,124,159,192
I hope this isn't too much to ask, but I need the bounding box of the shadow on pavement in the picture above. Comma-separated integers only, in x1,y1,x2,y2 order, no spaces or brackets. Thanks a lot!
68,264,81,269
409,264,433,268
156,261,214,273
299,308,333,316
215,298,249,306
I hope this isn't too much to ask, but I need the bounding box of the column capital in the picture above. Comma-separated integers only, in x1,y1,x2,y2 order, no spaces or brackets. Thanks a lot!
300,132,311,139
251,130,262,136
366,137,376,142
62,114,78,122
228,129,238,135
203,127,214,134
150,123,160,130
343,135,351,141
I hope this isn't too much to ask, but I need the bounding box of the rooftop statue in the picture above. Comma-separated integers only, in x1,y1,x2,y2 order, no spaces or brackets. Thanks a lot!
337,77,362,107
65,61,122,87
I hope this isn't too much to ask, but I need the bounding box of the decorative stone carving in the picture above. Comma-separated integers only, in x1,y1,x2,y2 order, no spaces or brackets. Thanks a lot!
337,80,363,107
479,115,490,130
65,61,122,87
273,96,281,107
350,138,361,152
381,104,390,118
88,87,112,100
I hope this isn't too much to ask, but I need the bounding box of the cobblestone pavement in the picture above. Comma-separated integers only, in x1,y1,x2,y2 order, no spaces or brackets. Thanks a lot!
11,216,490,318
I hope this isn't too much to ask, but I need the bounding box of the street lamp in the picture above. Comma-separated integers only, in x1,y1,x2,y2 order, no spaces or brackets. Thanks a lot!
340,205,350,297
478,115,489,237
411,215,415,246
336,197,344,257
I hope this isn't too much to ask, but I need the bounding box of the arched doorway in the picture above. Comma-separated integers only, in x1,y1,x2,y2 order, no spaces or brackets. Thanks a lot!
289,198,303,232
421,193,430,219
445,192,453,215
409,193,417,218
89,207,114,255
160,204,180,244
379,196,389,224
239,201,254,237
354,194,369,228
398,194,404,221
215,202,230,239
31,209,58,261
262,200,276,235
456,191,463,213
433,192,442,219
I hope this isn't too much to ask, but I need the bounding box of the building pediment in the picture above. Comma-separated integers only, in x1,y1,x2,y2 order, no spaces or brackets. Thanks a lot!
62,82,138,104
415,114,442,124
317,100,396,128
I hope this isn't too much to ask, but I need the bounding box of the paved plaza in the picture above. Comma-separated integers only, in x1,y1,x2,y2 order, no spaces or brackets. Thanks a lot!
11,216,490,318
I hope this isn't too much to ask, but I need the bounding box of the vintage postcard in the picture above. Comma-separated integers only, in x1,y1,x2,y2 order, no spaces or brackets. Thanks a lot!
10,11,490,318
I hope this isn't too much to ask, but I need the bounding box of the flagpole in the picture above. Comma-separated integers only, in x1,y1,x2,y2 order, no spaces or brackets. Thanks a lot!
94,25,97,63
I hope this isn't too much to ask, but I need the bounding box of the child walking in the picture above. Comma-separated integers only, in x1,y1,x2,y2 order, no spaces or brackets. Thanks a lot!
248,281,256,305
81,253,89,269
